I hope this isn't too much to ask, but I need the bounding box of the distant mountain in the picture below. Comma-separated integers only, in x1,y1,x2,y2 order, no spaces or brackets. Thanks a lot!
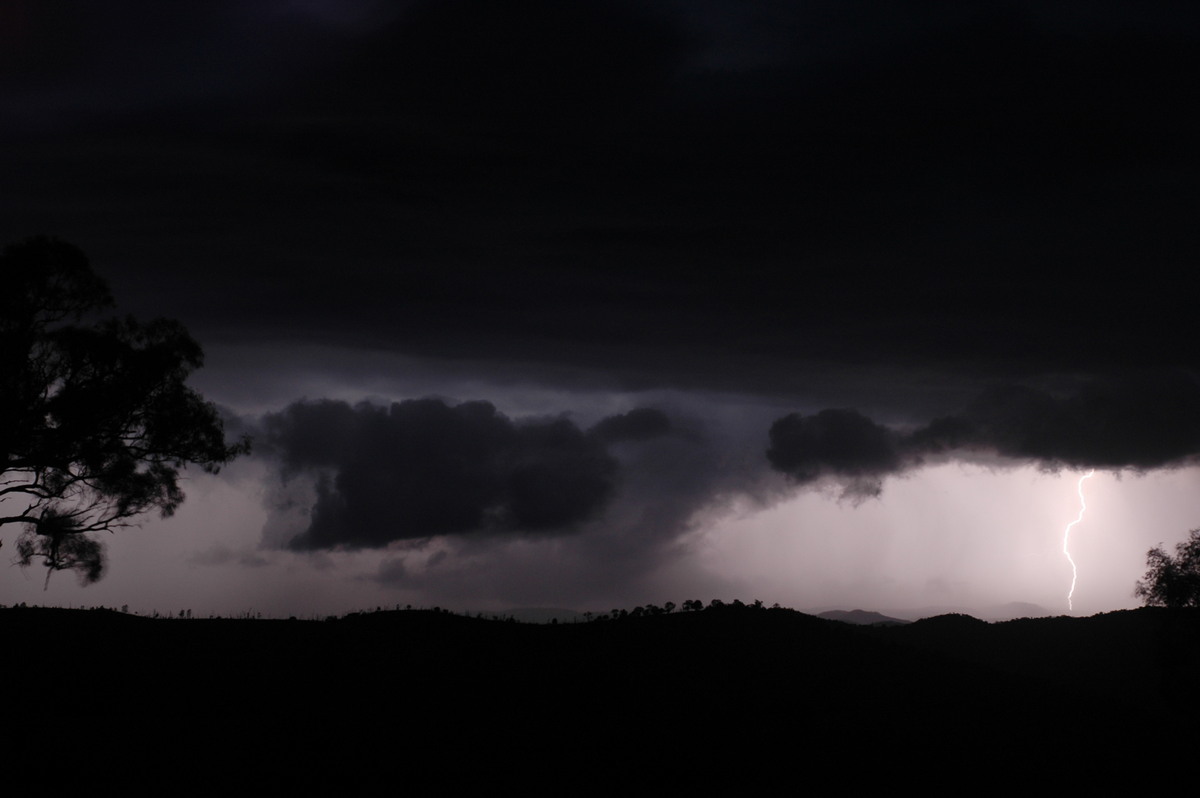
884,601,1057,621
817,608,909,626
979,601,1057,620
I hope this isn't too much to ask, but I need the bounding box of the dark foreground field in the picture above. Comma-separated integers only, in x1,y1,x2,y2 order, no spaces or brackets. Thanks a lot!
4,604,1197,785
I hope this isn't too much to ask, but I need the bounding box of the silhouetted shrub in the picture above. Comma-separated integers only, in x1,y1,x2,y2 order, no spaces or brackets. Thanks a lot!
1135,529,1200,608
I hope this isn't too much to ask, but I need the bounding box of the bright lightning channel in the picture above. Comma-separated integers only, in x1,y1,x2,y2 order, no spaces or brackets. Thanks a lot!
1062,469,1095,613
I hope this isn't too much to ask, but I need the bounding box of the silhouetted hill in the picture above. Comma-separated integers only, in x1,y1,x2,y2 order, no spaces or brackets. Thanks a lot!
499,606,586,623
3,604,1195,785
983,600,1055,619
888,600,1056,621
817,608,909,625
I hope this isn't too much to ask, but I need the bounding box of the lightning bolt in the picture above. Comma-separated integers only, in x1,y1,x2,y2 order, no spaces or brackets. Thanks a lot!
1062,469,1095,613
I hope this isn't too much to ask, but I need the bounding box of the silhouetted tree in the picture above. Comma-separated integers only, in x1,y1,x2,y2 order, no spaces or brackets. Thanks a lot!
1134,529,1200,608
0,237,248,586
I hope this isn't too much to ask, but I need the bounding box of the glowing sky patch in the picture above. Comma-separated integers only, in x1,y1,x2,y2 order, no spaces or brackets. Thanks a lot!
697,464,1200,618
3,461,1199,619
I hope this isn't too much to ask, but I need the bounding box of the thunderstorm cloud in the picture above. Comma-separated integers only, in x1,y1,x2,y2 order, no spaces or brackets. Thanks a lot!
260,399,684,551
768,370,1200,494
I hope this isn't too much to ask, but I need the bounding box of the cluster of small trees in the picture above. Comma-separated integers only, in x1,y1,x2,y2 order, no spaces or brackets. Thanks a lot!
585,598,775,622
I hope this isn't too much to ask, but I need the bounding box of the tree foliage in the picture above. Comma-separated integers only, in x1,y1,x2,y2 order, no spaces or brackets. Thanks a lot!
1134,529,1200,608
1,236,249,585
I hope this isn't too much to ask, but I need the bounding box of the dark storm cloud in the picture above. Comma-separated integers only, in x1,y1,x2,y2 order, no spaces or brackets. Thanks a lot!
918,371,1200,470
0,1,334,118
248,393,786,604
767,409,905,500
589,408,673,444
261,398,622,549
769,371,1200,493
7,1,1200,394
365,400,785,606
262,398,619,547
307,0,683,126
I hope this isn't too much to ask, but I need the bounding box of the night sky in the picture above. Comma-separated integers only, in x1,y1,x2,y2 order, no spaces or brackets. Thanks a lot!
4,0,1200,618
